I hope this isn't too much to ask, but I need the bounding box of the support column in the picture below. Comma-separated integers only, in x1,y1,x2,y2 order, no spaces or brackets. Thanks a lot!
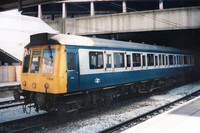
90,1,95,16
122,0,127,13
159,0,163,10
62,3,67,19
38,5,42,19
18,0,22,11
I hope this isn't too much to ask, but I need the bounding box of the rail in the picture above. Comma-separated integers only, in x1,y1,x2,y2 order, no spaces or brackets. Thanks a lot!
99,89,200,133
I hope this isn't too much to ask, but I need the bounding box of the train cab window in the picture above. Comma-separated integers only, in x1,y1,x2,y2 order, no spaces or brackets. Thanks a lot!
114,53,124,68
22,50,31,73
42,49,55,74
106,54,112,68
147,54,154,66
126,55,131,67
132,53,141,67
169,55,174,65
89,52,104,69
30,56,40,73
67,53,76,70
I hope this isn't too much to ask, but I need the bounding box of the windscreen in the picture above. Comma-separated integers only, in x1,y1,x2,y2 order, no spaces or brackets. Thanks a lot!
41,49,55,74
22,50,31,73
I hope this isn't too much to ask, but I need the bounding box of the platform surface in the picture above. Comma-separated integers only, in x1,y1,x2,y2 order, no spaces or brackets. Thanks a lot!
123,96,200,133
0,82,20,88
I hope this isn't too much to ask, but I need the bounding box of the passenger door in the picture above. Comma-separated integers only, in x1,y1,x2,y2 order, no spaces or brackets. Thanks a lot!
66,47,79,92
105,51,114,86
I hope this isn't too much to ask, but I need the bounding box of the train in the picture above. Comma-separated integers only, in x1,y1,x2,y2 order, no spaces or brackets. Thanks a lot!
14,33,200,113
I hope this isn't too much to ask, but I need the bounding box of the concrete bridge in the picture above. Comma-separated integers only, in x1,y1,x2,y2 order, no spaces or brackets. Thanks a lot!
47,6,200,36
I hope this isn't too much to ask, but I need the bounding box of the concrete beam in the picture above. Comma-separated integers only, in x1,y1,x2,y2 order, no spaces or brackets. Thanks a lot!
62,3,67,19
90,1,95,16
159,0,163,10
122,0,127,13
18,0,22,11
38,4,42,19
46,7,200,35
67,7,200,35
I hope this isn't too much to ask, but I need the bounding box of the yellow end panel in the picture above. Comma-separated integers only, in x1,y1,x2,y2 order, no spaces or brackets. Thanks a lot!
21,45,67,94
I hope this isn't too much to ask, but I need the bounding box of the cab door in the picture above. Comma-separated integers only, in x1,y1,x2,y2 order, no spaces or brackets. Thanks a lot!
66,47,79,92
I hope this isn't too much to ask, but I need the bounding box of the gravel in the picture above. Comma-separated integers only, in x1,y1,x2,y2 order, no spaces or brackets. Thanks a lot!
1,80,200,132
0,97,46,123
43,80,200,133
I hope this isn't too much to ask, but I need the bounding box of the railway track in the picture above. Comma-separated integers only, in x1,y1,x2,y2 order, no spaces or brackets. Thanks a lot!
0,99,24,110
1,88,200,133
99,89,200,133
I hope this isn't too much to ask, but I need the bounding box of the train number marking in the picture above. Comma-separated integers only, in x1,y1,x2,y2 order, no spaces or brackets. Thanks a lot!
95,78,100,84
46,77,54,81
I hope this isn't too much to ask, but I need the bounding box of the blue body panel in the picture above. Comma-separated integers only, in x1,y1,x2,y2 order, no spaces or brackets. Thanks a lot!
65,46,198,93
67,66,196,92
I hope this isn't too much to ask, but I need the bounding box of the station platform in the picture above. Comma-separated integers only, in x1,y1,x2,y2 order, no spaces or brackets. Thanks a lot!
122,96,200,133
0,82,20,92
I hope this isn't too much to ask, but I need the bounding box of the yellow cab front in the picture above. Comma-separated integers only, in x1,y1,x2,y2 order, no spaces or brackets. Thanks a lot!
21,45,67,94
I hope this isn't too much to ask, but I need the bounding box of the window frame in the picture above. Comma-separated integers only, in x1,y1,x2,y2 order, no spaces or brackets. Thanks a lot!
67,53,76,70
114,52,125,68
89,51,104,69
132,53,141,67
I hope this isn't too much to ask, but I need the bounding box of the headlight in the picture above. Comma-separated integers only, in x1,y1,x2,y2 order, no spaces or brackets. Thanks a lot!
32,82,36,88
44,83,49,89
22,81,26,86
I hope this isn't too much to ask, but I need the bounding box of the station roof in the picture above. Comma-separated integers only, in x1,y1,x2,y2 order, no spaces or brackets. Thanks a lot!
1,0,199,12
0,0,55,11
0,49,21,64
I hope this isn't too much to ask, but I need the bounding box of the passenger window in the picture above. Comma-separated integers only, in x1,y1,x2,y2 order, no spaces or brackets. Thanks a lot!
159,55,162,65
188,56,191,64
191,56,195,64
142,55,146,67
22,50,31,73
114,53,124,68
169,55,174,65
184,56,188,64
147,54,154,66
30,56,40,73
42,49,55,74
132,53,141,67
155,55,158,66
126,55,131,67
174,56,177,65
67,53,76,70
89,52,104,69
162,55,165,65
106,54,112,68
166,55,169,65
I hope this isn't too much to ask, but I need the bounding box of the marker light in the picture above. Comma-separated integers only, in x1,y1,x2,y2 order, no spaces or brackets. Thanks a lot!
44,83,49,89
22,81,26,86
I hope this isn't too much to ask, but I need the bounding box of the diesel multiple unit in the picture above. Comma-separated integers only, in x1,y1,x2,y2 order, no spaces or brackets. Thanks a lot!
14,33,200,113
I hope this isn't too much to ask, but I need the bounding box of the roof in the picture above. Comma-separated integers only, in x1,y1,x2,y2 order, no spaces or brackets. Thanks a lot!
27,33,188,54
0,49,21,64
